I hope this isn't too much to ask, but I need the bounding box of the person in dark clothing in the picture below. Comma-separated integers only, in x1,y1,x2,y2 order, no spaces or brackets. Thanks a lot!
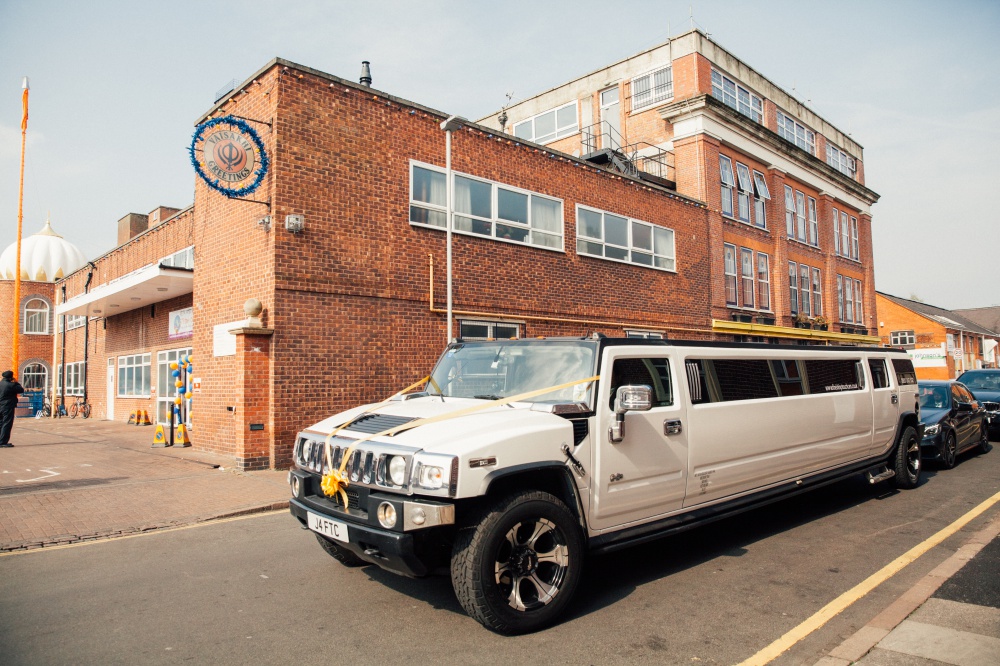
0,370,24,447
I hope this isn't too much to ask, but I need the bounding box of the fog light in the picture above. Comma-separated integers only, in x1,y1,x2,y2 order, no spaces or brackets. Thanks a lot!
410,507,426,526
289,474,301,497
377,502,397,529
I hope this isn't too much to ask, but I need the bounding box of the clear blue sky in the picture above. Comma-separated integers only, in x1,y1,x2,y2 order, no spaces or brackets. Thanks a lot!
2,0,998,308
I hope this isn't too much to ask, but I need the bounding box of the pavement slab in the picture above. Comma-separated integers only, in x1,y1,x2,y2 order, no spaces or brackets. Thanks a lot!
0,418,289,551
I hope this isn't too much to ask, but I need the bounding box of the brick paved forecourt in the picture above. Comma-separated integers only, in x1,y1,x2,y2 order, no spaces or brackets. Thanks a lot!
0,419,289,552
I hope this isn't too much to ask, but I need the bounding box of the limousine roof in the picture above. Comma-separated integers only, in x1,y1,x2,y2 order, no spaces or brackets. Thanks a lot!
453,336,909,355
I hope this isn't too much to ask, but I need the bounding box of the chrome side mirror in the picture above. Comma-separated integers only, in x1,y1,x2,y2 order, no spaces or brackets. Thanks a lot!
609,385,653,443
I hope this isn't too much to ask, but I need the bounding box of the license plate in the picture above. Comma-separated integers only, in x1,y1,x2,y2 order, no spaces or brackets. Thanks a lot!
307,512,350,543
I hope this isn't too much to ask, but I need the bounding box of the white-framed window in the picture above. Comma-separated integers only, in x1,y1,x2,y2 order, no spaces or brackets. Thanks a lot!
22,362,47,391
513,102,578,144
752,170,769,229
409,163,448,228
757,253,770,310
719,155,735,218
625,329,665,339
117,353,151,398
812,268,822,317
576,205,675,271
836,275,863,324
735,162,753,224
409,162,564,250
799,264,811,316
840,211,851,256
795,191,806,242
850,217,859,260
631,65,673,109
807,197,818,246
724,243,738,306
24,298,50,334
789,262,799,314
833,207,841,255
57,361,85,396
741,247,755,308
891,330,916,347
784,185,795,237
777,111,815,155
459,320,521,341
65,315,86,331
161,246,194,269
826,144,856,178
711,70,763,122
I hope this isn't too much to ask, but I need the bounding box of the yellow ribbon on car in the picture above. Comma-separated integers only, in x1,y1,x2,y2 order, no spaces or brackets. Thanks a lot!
319,374,601,506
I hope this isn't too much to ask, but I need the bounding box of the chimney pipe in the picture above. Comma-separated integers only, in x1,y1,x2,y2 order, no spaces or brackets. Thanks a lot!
359,61,372,87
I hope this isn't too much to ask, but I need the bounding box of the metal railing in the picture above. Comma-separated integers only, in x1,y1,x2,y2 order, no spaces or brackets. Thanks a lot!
580,121,675,182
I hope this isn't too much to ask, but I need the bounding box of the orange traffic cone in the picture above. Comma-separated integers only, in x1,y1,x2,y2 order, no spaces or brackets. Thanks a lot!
137,410,152,426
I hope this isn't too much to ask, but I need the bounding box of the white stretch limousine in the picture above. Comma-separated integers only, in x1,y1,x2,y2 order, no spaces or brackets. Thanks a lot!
288,337,923,633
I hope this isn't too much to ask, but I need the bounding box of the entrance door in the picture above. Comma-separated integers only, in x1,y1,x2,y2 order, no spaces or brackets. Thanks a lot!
590,350,688,531
106,358,115,421
157,348,193,426
600,87,621,150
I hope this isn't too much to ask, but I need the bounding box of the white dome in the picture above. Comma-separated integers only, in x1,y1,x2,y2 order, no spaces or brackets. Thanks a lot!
0,219,88,282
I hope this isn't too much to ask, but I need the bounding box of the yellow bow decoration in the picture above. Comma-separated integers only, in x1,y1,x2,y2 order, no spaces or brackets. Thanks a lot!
320,467,350,509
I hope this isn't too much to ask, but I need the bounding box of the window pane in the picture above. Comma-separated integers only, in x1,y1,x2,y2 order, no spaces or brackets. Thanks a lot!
413,166,446,206
577,239,603,256
454,176,491,219
514,121,532,140
578,208,603,240
604,214,628,247
410,205,446,228
532,231,561,249
534,110,556,141
531,197,561,233
496,223,528,242
556,104,576,131
631,221,652,251
632,251,653,266
653,227,673,257
497,188,528,224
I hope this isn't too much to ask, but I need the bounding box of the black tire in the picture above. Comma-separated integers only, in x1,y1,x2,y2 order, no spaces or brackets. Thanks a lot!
314,533,366,567
941,432,957,470
81,404,92,419
69,403,79,419
892,425,921,489
977,423,992,455
451,490,584,635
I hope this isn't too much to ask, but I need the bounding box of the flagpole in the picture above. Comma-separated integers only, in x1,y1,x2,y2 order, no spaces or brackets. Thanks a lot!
13,76,29,379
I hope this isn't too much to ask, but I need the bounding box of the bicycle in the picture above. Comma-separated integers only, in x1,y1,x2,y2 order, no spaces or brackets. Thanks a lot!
40,398,67,418
69,397,91,419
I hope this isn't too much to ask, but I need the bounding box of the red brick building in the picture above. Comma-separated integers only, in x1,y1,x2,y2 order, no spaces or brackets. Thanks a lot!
35,36,884,470
483,29,880,344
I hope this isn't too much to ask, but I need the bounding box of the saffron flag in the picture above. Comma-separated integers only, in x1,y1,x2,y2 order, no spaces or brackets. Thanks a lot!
21,87,28,132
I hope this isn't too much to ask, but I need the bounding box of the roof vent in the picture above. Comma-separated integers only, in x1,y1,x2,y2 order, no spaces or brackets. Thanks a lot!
359,61,372,87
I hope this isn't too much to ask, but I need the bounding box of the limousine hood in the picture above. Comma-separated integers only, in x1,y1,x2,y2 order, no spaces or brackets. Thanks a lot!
304,396,575,456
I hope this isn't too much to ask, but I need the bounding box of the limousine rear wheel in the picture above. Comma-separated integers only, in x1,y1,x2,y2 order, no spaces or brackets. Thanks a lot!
893,425,921,488
451,490,583,634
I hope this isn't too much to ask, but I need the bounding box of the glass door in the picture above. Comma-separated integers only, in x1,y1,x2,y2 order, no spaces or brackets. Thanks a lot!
157,348,192,426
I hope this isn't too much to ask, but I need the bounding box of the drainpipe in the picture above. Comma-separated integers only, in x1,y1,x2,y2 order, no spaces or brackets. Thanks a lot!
82,262,95,406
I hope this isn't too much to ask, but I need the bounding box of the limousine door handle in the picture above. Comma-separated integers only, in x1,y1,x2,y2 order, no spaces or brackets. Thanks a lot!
891,394,899,404
664,419,683,435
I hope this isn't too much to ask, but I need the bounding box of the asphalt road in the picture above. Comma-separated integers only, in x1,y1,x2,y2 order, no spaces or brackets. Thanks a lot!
1,446,998,666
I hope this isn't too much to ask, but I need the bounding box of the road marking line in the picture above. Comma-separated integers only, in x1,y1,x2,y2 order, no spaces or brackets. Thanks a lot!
0,509,287,557
16,468,61,483
737,489,1000,666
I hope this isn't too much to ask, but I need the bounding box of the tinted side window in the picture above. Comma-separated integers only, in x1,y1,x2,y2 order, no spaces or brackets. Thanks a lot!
868,358,890,389
610,358,673,408
804,359,862,394
712,359,778,402
892,358,917,385
770,360,804,396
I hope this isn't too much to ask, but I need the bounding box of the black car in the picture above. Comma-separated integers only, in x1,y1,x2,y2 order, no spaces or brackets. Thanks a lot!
956,369,1000,439
917,380,991,468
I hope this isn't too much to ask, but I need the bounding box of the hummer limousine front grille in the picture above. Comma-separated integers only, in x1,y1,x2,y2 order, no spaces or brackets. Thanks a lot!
294,436,410,491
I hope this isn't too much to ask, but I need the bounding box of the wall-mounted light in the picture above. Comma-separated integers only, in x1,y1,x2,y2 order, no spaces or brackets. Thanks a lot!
257,215,272,232
285,214,304,234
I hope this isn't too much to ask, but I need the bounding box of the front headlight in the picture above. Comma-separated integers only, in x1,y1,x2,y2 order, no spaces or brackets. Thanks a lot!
388,455,407,486
924,423,940,437
410,453,457,496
